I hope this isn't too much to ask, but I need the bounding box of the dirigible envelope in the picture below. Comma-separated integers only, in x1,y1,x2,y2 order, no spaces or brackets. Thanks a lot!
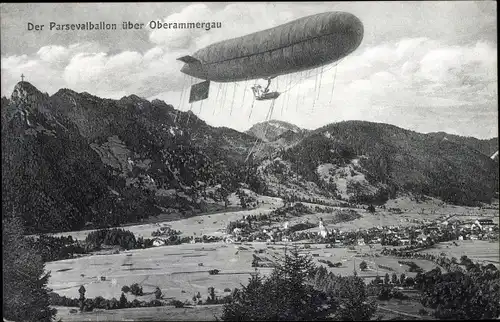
178,11,364,102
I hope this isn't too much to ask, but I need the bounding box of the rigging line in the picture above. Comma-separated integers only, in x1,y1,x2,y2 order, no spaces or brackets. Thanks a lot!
247,100,273,160
247,98,275,162
213,83,222,115
284,74,293,113
281,61,338,94
196,99,204,124
220,83,228,114
316,65,325,102
329,62,339,104
241,79,248,108
175,74,188,123
255,99,276,155
286,75,293,112
245,137,260,163
280,75,288,116
312,71,319,112
296,81,301,112
186,77,195,125
230,83,237,116
248,96,255,120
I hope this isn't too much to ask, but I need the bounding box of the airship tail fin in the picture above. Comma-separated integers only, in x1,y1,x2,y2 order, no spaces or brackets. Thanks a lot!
189,80,210,103
177,55,201,64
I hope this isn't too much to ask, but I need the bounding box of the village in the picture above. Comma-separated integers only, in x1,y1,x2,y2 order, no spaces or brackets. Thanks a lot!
149,202,499,250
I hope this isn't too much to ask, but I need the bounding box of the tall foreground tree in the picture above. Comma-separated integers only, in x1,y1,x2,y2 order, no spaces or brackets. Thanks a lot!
2,216,57,321
221,246,331,321
220,245,375,321
418,268,500,320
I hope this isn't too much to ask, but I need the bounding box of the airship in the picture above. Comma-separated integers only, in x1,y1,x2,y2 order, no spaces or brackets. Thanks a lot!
177,11,364,103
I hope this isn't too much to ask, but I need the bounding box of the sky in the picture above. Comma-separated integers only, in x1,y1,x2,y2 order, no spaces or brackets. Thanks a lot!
1,1,497,139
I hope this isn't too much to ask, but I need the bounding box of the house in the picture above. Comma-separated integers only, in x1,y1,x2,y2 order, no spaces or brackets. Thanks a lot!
477,219,494,226
475,219,495,230
152,238,166,247
400,239,411,246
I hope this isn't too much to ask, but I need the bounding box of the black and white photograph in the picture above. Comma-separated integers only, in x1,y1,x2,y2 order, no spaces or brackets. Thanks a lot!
1,1,499,321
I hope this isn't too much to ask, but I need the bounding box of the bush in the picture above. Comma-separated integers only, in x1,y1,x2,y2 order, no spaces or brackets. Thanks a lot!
224,288,231,292
359,261,368,271
209,269,220,275
130,283,143,296
147,299,163,307
391,290,408,300
418,308,429,316
121,285,130,293
170,300,185,308
154,287,162,299
85,228,137,250
404,277,415,286
378,287,392,301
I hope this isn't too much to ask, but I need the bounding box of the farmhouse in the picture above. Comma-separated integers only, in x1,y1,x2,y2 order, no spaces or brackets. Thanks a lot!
152,238,166,247
399,239,411,246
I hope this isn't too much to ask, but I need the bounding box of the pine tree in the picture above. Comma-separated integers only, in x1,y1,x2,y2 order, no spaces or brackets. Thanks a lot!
119,292,128,308
391,272,398,284
400,273,406,285
79,285,86,312
2,216,57,321
384,273,390,284
221,245,333,321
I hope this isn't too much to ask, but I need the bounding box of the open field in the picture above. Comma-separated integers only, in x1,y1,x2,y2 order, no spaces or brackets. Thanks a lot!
53,305,224,321
45,195,498,320
376,299,431,320
54,299,429,321
417,240,500,265
47,242,273,302
49,195,284,241
45,241,443,303
48,193,498,243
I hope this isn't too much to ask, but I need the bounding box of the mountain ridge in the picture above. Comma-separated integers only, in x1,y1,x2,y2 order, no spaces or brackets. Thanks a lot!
2,82,498,234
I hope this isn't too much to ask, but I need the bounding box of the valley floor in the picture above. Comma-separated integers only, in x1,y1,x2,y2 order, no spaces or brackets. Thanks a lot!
47,194,499,321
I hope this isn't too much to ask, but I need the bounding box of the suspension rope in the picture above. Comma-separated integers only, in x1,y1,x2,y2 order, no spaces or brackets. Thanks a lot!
281,61,340,95
175,74,188,123
229,83,237,116
329,62,339,104
245,98,276,162
213,83,222,115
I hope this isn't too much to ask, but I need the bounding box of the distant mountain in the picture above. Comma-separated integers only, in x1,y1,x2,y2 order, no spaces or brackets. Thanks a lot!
246,120,308,142
1,82,261,234
2,82,498,234
427,132,498,158
278,121,499,205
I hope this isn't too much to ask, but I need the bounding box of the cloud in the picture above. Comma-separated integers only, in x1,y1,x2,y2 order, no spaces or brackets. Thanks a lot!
37,45,69,64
